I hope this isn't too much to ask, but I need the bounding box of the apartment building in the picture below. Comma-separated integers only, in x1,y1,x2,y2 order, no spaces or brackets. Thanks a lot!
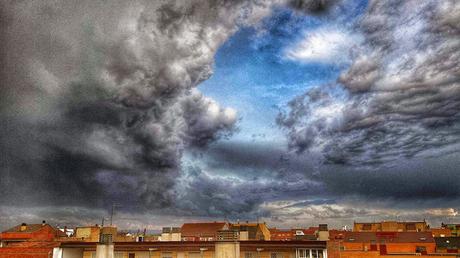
53,240,328,258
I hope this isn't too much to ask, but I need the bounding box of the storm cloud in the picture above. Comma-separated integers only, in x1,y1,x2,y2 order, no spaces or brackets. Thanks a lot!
278,0,460,166
2,0,459,231
0,0,286,218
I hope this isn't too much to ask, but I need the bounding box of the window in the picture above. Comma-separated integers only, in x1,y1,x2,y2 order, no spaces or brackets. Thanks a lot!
416,246,427,254
100,234,113,244
91,252,96,258
296,249,309,258
312,250,319,258
129,254,135,258
370,240,377,251
115,253,124,258
362,224,372,230
271,252,283,258
245,252,256,258
296,249,324,258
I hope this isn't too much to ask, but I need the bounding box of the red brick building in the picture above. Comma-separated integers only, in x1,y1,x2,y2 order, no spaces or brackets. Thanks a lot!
0,222,62,245
0,222,62,258
327,231,439,258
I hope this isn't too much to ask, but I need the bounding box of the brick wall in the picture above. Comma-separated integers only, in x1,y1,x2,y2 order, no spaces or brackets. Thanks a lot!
0,247,52,258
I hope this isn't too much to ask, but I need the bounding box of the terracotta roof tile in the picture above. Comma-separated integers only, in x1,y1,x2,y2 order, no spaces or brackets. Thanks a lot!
2,224,48,233
181,222,228,237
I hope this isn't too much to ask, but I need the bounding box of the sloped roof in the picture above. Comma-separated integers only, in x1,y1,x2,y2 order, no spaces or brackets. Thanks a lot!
2,224,50,233
269,228,290,232
181,222,228,237
301,227,319,235
329,230,347,239
343,231,434,243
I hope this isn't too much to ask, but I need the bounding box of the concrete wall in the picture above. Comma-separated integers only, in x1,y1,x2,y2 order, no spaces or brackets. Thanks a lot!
160,233,181,241
0,247,52,258
215,242,240,258
96,244,114,258
64,248,84,258
75,227,100,242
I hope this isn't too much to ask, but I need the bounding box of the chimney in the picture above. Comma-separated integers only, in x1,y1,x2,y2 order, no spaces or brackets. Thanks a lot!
42,220,46,226
20,223,27,231
319,224,328,231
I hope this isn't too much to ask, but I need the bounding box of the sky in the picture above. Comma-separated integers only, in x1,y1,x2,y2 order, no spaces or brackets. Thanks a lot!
1,0,460,231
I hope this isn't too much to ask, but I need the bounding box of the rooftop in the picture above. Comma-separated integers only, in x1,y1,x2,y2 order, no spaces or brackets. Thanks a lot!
343,231,435,243
2,223,51,234
181,222,228,237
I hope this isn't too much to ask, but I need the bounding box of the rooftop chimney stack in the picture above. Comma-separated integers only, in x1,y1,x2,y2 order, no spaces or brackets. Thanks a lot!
20,223,27,231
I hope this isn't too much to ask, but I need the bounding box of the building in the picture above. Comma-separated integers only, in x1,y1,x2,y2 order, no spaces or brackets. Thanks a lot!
441,223,460,237
326,231,448,258
0,241,58,258
0,221,63,258
353,221,428,232
230,222,270,241
161,227,182,241
74,226,102,242
0,221,62,246
181,222,228,241
53,239,328,258
317,225,328,241
430,228,452,237
435,237,460,253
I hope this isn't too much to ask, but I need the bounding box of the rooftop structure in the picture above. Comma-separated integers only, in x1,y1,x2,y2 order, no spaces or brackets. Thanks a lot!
353,221,429,232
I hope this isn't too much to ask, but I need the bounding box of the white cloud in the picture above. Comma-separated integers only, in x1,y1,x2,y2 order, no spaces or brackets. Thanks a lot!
284,26,361,64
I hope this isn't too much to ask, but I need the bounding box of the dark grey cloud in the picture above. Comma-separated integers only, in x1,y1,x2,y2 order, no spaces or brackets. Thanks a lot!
196,141,460,207
1,0,347,230
278,0,460,166
318,153,460,200
0,0,284,218
288,0,341,15
5,0,456,232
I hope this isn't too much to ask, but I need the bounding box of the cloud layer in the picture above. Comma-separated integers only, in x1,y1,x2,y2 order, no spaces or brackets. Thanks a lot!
278,0,460,166
0,0,283,216
1,0,459,231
